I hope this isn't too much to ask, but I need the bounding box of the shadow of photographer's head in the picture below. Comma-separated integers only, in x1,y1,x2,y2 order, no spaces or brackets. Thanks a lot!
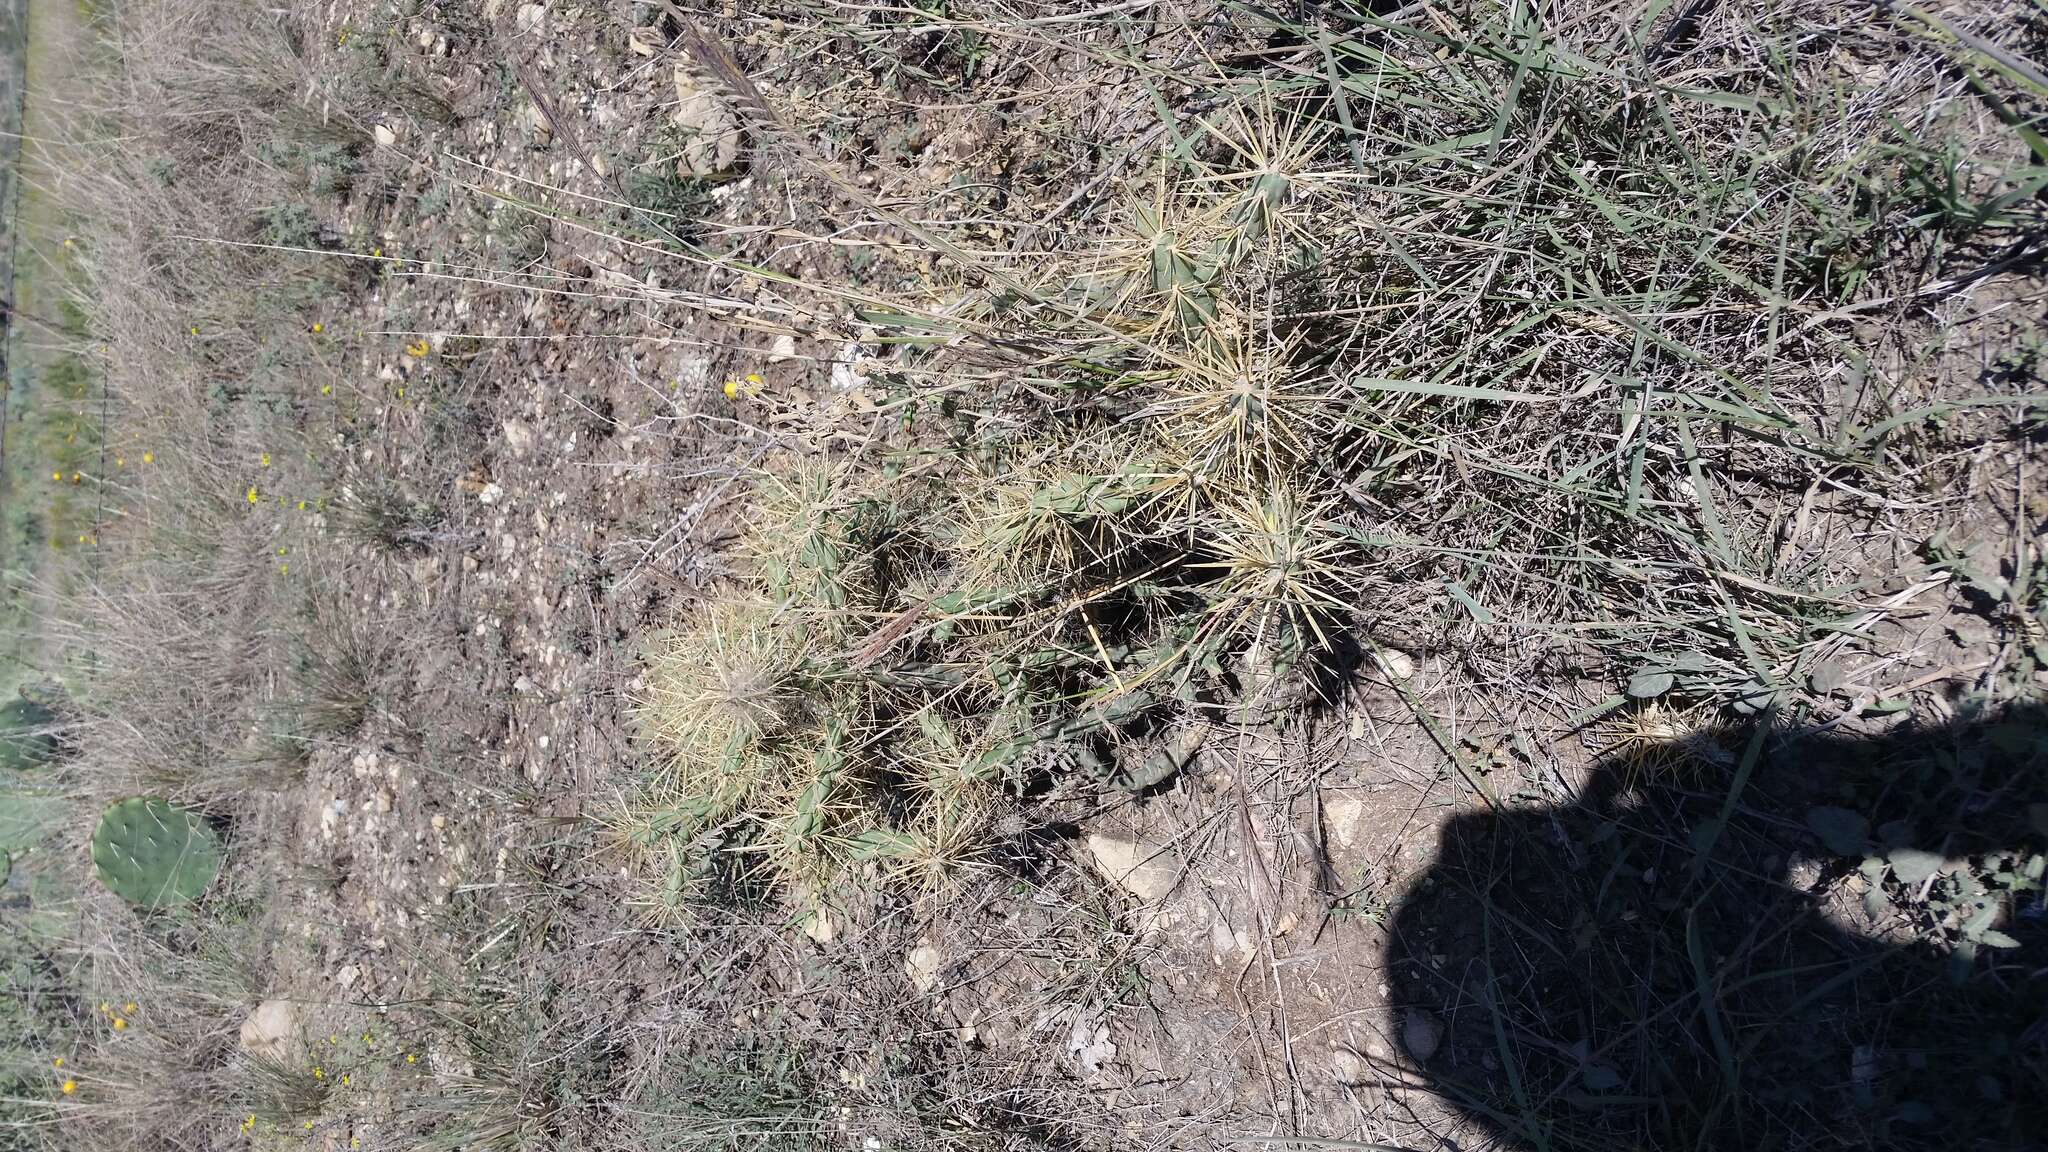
1384,700,2047,1152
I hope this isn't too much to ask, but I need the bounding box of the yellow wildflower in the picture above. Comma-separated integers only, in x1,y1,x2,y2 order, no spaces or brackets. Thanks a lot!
723,379,740,398
247,486,259,504
189,326,199,336
143,452,154,464
340,1073,351,1086
51,1057,63,1068
124,1003,136,1014
745,372,764,385
312,1067,324,1080
280,564,289,576
51,471,61,482
297,500,308,511
404,1053,417,1065
311,322,325,334
111,1018,126,1031
60,1080,75,1095
260,453,270,467
116,457,125,467
70,473,81,484
404,339,430,358
321,384,332,395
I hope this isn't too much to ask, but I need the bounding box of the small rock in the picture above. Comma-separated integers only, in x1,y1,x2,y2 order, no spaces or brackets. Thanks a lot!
372,124,396,148
1402,1009,1444,1062
1328,1044,1372,1086
905,942,944,993
1378,648,1417,681
515,2,546,34
801,906,837,945
671,63,743,175
239,999,303,1061
501,419,535,456
1084,831,1182,903
768,332,798,363
1322,791,1369,852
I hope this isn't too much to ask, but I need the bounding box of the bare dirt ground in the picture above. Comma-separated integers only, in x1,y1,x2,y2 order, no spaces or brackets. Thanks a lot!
10,2,2047,1151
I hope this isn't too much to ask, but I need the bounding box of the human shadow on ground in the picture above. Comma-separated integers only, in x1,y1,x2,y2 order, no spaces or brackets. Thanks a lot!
1385,702,2047,1151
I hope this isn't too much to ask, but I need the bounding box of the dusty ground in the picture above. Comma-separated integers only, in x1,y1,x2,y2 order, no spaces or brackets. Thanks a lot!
20,2,2043,1150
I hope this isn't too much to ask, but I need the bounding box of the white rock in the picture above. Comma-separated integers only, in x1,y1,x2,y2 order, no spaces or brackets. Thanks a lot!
501,419,535,456
239,999,303,1061
905,942,944,993
1378,648,1417,681
1322,791,1369,852
768,332,798,363
671,63,743,175
372,124,397,148
515,2,546,34
1084,831,1181,903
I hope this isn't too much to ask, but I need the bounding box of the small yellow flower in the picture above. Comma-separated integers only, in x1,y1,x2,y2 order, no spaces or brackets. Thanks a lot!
124,1003,136,1014
76,535,87,545
404,1053,417,1065
243,1114,256,1131
116,457,125,467
340,1073,351,1086
111,1018,127,1031
351,1139,360,1150
97,1003,109,1014
297,500,308,510
63,237,73,248
370,246,382,258
362,1033,374,1045
260,453,271,467
311,322,325,334
396,387,406,399
189,325,199,336
142,452,154,464
745,372,764,385
52,471,61,482
723,379,740,398
321,384,332,395
60,1079,75,1095
51,1057,63,1068
404,339,431,358
70,472,81,484
303,1121,314,1131
279,564,290,576
247,486,260,504
329,1035,339,1045
312,1067,324,1080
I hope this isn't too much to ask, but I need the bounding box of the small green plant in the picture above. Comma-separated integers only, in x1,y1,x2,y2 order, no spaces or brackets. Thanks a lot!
90,798,222,907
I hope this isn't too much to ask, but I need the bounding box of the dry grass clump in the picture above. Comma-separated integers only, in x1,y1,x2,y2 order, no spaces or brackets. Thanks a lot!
628,0,2048,900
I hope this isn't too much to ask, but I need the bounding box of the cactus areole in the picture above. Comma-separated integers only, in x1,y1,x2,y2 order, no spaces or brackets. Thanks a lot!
90,797,221,906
